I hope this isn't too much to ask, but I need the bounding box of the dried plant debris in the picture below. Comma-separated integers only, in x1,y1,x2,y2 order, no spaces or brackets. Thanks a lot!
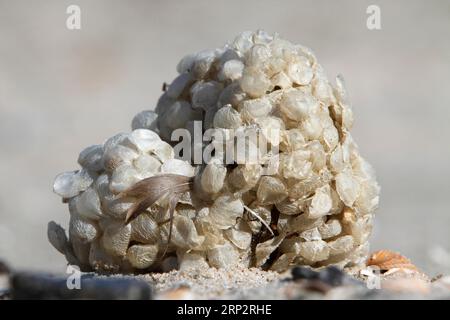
50,30,380,273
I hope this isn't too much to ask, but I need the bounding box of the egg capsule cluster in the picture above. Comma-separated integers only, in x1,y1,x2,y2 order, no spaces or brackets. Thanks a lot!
49,31,379,273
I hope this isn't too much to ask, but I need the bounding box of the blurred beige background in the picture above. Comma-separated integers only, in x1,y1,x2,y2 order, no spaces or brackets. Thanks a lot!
0,0,449,275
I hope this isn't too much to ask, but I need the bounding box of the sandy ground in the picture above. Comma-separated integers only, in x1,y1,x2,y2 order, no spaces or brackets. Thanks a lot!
138,267,282,299
0,0,450,275
78,266,450,299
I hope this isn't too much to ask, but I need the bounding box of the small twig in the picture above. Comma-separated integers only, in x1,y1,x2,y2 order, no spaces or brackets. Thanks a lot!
244,205,274,236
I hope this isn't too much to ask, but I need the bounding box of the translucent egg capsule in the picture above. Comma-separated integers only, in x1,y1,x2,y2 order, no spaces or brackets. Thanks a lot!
126,244,159,269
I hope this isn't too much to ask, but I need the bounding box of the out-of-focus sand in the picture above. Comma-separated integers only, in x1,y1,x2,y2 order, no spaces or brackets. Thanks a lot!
0,0,449,275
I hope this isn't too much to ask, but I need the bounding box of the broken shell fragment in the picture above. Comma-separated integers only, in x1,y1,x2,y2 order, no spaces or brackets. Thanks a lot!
367,250,418,272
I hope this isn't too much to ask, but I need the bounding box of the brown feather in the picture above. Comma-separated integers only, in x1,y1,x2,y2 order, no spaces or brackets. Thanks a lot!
121,173,195,261
122,174,193,224
120,174,193,199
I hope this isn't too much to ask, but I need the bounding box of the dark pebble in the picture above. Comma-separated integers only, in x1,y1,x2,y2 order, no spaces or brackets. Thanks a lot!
291,266,360,287
10,272,152,300
318,266,347,286
291,266,319,281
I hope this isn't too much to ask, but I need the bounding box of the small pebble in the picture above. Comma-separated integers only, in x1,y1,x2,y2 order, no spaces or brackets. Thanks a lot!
291,266,356,287
291,266,319,281
10,272,152,300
